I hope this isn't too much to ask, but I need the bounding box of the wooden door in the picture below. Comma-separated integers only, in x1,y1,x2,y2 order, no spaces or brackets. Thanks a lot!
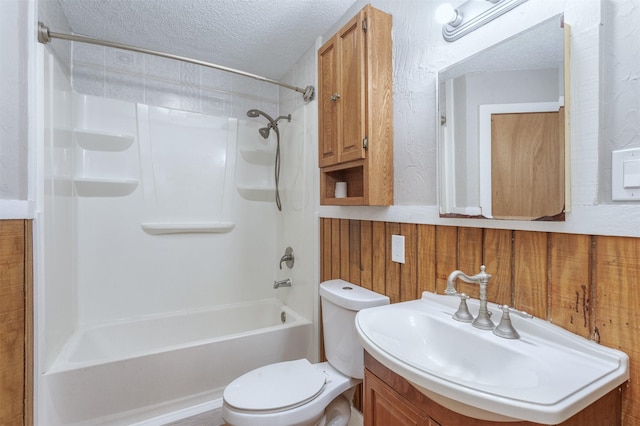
318,35,339,167
0,220,32,425
336,11,366,164
491,110,564,220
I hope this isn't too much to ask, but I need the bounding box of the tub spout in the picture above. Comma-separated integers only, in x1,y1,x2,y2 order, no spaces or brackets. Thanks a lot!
273,278,292,289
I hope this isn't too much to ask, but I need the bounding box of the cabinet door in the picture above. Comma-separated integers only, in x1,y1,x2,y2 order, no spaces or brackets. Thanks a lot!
336,12,366,164
318,36,339,167
364,369,427,426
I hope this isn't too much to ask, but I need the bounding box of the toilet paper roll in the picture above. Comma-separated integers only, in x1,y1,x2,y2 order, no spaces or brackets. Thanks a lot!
335,182,347,198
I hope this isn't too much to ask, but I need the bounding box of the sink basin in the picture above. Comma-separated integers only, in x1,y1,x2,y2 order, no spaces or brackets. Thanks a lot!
355,292,629,424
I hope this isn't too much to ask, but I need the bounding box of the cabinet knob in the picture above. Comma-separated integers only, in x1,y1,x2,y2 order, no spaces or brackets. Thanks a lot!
330,93,341,102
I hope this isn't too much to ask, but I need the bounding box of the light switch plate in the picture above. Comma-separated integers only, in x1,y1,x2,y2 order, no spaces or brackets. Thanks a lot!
391,235,405,264
612,148,640,201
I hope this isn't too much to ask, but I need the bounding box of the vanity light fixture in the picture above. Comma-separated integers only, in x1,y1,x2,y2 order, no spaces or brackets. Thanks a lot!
440,0,529,42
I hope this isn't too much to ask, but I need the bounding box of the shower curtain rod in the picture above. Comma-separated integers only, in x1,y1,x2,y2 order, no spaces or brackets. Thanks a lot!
37,22,315,103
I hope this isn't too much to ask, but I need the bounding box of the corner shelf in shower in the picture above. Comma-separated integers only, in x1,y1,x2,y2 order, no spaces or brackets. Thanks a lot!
74,129,135,151
236,185,276,202
239,148,275,165
140,222,235,235
74,177,138,197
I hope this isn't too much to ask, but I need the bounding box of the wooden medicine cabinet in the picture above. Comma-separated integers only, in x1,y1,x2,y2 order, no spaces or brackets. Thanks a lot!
317,4,393,206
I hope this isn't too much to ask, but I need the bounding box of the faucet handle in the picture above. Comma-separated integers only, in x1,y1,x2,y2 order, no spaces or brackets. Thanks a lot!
493,305,520,339
452,293,474,323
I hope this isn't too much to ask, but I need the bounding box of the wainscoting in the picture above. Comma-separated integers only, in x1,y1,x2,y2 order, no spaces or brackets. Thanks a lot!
0,220,33,425
320,218,639,424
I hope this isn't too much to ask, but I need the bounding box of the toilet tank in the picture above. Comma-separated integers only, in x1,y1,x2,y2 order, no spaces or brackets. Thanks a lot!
319,280,390,379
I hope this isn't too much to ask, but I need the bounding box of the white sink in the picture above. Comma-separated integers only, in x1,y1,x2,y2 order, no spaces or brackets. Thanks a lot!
355,292,629,424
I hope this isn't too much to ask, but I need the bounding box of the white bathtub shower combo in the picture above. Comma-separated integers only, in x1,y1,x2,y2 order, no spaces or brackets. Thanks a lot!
40,50,316,425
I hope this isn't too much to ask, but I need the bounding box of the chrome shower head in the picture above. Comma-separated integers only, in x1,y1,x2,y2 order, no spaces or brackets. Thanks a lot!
259,127,271,139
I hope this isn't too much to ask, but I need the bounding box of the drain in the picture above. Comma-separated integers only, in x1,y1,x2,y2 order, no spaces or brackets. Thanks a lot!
281,311,287,323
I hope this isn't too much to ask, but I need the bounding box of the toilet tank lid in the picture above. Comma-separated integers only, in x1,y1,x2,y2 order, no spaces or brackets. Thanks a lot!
319,280,390,311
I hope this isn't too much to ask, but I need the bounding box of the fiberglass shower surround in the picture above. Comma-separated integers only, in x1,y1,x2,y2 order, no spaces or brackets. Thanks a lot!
246,109,292,211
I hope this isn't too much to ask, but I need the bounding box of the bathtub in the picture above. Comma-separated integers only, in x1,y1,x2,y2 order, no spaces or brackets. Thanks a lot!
41,299,313,425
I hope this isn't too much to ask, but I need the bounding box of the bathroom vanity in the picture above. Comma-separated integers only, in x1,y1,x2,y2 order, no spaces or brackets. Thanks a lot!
363,352,621,426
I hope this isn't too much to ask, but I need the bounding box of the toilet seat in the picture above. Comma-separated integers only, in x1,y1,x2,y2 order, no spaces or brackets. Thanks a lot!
224,359,327,413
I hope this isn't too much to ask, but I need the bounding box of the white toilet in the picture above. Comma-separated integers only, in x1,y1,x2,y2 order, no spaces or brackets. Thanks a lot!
222,279,390,426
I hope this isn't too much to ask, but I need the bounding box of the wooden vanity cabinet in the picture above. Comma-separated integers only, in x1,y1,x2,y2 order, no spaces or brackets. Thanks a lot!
317,4,393,206
364,352,622,426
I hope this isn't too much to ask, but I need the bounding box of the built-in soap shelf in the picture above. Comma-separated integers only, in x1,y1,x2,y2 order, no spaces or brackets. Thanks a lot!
239,148,275,165
74,177,138,197
236,185,276,202
140,222,235,235
74,129,135,151
73,128,138,196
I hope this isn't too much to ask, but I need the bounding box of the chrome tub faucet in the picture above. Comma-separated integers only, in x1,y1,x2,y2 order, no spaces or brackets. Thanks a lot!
273,278,292,289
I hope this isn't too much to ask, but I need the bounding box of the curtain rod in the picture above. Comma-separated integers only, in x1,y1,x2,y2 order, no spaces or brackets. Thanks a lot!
37,22,315,104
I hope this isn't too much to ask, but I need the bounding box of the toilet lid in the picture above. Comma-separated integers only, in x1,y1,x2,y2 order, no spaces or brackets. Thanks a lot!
224,359,327,412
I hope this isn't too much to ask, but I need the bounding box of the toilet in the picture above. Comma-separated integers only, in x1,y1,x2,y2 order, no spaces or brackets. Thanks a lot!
222,279,390,426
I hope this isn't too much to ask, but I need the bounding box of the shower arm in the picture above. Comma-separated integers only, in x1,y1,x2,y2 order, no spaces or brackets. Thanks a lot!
37,22,315,104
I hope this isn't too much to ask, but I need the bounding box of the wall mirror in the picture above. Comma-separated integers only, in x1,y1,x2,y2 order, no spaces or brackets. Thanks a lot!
438,16,568,221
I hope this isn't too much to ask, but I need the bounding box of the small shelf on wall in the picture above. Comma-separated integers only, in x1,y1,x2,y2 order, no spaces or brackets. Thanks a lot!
74,129,135,151
74,177,138,197
141,222,235,235
236,185,276,202
320,161,365,205
239,148,275,165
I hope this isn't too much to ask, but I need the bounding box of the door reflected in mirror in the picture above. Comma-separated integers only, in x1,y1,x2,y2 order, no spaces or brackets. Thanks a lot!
438,16,567,221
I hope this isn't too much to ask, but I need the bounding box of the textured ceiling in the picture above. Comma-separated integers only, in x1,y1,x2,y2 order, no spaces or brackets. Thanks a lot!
59,0,359,80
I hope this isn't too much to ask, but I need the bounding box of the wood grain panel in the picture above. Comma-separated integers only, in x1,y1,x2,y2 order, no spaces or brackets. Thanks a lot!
513,231,548,318
417,225,436,295
360,221,373,290
549,233,591,338
0,221,25,424
340,219,350,280
400,223,418,302
483,228,513,306
457,227,483,298
435,226,457,294
593,235,640,424
24,220,33,426
385,222,401,304
320,219,331,282
371,222,386,295
349,220,362,286
331,219,341,279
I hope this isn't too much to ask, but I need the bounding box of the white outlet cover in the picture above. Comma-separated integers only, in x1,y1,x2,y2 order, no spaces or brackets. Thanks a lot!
391,235,405,264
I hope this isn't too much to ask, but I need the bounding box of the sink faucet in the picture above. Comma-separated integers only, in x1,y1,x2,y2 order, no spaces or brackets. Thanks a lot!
446,265,495,330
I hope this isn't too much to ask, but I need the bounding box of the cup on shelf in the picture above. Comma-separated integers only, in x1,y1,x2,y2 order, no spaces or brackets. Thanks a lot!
335,181,347,198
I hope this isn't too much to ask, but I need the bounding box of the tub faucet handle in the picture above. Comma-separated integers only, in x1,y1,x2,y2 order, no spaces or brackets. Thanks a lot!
279,247,294,269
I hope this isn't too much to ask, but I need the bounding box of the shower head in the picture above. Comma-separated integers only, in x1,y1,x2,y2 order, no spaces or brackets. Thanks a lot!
246,109,288,139
259,127,271,139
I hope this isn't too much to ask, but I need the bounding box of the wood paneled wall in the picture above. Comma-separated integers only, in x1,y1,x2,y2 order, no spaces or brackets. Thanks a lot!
0,220,33,425
320,218,640,425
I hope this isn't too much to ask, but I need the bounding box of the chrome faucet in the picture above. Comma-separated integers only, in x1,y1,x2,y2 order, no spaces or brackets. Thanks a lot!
279,247,294,269
446,265,495,330
273,278,292,289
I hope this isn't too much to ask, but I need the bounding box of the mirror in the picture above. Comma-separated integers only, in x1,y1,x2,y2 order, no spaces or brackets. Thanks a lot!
438,16,567,221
